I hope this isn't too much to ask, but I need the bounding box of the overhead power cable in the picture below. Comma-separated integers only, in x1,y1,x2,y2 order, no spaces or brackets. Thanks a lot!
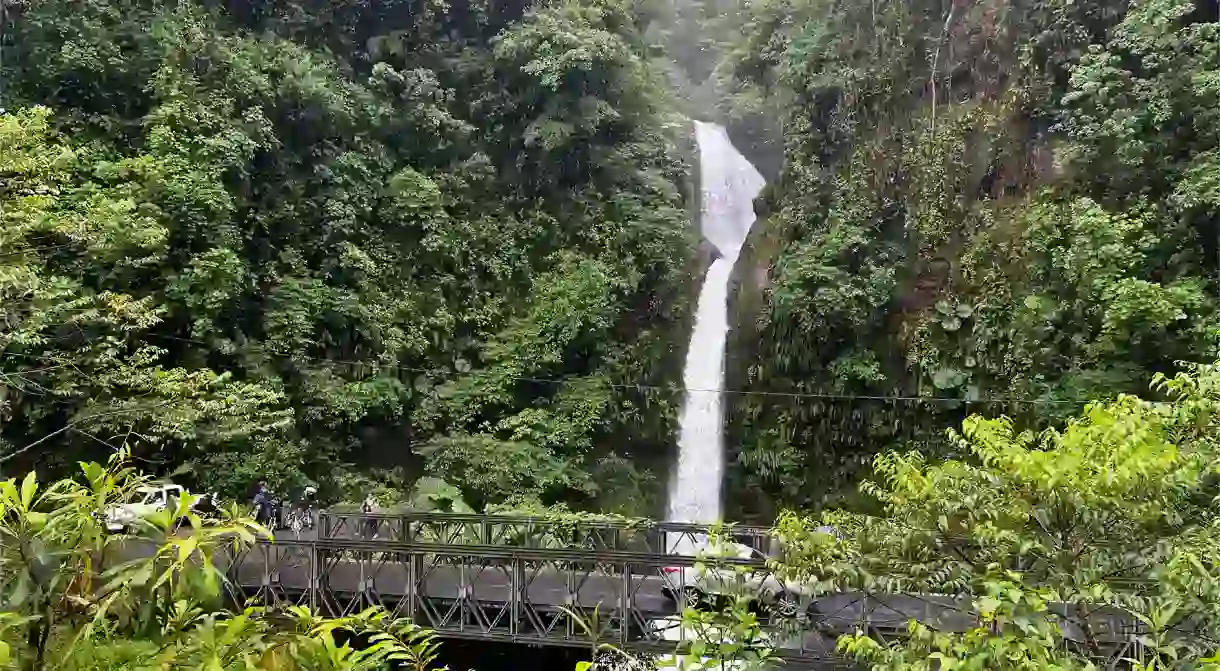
135,333,1089,406
3,331,1098,406
0,243,91,259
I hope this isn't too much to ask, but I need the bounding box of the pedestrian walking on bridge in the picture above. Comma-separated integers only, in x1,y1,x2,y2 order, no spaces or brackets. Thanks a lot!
362,493,379,539
252,481,270,525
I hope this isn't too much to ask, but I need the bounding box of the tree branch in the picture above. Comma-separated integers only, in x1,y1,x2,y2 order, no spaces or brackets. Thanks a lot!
0,400,176,464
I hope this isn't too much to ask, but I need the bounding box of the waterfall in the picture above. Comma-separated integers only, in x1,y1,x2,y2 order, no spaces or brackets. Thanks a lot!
666,121,766,528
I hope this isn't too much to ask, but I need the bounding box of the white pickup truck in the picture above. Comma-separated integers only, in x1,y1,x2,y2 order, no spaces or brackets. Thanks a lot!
660,528,839,618
660,539,809,617
103,483,190,533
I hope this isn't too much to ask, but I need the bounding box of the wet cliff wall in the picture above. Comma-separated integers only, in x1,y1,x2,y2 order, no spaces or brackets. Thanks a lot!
720,0,1220,518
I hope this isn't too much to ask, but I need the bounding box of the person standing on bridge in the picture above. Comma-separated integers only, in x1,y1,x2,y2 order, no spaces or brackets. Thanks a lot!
252,481,270,526
296,485,318,530
362,493,379,539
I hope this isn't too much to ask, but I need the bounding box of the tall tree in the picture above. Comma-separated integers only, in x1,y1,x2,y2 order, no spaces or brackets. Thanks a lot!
1,0,699,513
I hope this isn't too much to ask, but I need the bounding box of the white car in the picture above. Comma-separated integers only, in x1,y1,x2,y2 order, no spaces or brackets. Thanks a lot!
104,483,187,532
660,540,808,617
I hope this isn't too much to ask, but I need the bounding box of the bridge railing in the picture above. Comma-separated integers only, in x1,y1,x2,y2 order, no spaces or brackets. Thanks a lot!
217,538,1145,670
317,512,777,558
218,537,850,667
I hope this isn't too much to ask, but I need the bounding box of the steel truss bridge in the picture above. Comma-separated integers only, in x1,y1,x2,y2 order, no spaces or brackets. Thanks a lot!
215,512,1145,669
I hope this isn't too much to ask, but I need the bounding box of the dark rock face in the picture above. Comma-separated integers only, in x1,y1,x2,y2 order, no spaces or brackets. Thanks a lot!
725,119,783,182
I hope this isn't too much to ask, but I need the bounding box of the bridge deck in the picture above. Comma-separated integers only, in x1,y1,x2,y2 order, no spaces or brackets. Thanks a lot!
220,539,857,667
197,512,1144,670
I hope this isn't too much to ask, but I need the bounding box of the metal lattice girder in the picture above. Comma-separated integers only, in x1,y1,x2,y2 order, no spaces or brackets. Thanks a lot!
211,512,1161,669
316,512,777,557
220,539,316,611
320,513,409,543
224,540,1157,669
222,537,847,666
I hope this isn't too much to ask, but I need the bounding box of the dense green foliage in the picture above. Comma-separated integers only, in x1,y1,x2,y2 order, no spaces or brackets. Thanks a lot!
4,0,1219,538
770,359,1220,668
0,455,441,670
17,0,1220,663
722,0,1220,515
0,0,699,513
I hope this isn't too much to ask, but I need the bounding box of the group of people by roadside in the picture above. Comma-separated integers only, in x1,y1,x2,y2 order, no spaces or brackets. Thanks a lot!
249,481,380,536
250,481,318,530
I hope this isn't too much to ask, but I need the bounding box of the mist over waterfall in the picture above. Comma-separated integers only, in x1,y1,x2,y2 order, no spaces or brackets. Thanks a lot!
666,121,766,526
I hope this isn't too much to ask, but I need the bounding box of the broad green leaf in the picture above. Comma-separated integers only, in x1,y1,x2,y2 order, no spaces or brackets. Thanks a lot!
20,471,37,509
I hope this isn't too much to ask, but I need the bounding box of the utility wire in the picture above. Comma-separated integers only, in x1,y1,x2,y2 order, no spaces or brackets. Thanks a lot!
0,212,1103,407
0,399,178,463
0,333,1093,405
139,333,1089,406
3,329,1094,406
0,243,89,258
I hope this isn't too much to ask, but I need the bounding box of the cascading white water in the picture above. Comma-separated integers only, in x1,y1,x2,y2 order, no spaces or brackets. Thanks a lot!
666,121,766,530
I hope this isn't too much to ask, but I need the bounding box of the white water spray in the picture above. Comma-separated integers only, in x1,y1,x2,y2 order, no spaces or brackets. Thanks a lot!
666,121,765,529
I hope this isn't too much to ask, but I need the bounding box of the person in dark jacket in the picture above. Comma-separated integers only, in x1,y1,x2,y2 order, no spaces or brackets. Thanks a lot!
252,481,269,525
193,491,219,518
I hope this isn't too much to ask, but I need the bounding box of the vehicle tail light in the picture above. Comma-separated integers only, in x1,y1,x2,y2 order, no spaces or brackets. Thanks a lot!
662,567,681,574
